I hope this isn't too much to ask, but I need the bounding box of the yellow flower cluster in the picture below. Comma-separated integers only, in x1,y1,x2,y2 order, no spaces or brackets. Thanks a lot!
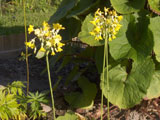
26,21,65,56
90,7,123,41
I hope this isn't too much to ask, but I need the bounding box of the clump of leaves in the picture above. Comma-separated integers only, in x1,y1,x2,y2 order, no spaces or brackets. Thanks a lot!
0,90,20,120
0,81,49,120
27,92,48,120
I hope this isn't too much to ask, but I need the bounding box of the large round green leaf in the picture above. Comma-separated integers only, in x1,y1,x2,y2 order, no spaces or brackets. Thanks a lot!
148,0,160,15
146,71,160,99
67,0,100,18
57,112,78,120
109,13,153,62
78,14,105,46
65,76,97,109
110,0,145,14
101,58,155,109
49,0,78,23
149,17,160,62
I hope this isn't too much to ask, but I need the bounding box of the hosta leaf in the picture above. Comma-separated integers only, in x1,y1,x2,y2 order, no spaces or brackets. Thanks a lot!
67,0,100,18
148,0,160,15
101,58,154,109
146,71,160,99
110,0,145,14
149,17,160,62
60,17,81,40
49,0,78,23
65,76,97,109
57,112,78,120
78,14,104,46
109,13,153,62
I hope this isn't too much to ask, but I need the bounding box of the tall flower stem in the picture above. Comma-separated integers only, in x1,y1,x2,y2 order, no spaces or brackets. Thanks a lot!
105,35,110,120
101,41,106,120
46,53,56,120
23,0,30,95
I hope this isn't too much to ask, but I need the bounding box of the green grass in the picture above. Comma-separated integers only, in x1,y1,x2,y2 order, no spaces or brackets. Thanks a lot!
0,0,62,35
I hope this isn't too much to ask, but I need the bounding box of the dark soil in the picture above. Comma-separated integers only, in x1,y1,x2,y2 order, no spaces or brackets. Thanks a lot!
0,55,160,120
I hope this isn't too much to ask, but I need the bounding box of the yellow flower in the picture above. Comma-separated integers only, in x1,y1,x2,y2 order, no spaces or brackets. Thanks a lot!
58,42,65,47
115,24,122,31
39,47,46,52
118,16,123,21
94,27,101,33
89,7,123,42
53,23,65,30
112,35,116,39
25,42,35,49
51,51,55,56
28,25,34,34
54,34,62,44
89,31,96,36
43,21,50,31
57,47,63,52
95,35,103,41
45,31,50,37
104,7,109,13
90,21,96,26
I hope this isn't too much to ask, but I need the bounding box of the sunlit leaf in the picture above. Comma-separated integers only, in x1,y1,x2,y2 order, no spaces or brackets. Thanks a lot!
110,0,145,14
101,58,155,108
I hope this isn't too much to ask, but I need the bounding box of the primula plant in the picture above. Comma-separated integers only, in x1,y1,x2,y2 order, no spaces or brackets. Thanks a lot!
89,7,123,120
26,21,65,119
44,0,160,119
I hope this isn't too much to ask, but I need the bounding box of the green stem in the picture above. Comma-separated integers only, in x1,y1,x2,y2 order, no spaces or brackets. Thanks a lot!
105,36,110,120
101,39,106,120
23,0,30,95
46,54,56,120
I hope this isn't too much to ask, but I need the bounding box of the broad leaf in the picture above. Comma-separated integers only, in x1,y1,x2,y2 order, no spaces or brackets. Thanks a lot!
67,0,100,18
78,14,104,46
109,13,153,62
49,0,78,23
57,112,78,120
101,58,154,108
146,71,160,99
148,0,160,15
149,17,160,62
60,17,81,41
65,76,97,109
110,0,145,14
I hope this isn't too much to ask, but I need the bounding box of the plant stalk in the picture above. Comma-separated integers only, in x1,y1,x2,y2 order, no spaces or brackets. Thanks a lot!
105,36,110,120
46,54,56,120
23,0,30,95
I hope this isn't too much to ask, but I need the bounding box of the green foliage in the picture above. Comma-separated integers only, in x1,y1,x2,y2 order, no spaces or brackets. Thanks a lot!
65,76,97,109
0,0,58,35
147,71,160,99
0,81,48,120
149,17,160,62
57,112,78,120
109,12,153,62
27,92,48,120
148,0,160,15
49,0,160,110
0,90,20,120
49,0,79,23
67,0,100,18
101,58,155,108
110,0,145,14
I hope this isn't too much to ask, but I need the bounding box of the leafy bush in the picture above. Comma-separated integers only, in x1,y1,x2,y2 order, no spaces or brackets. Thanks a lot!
48,0,160,110
0,81,48,120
